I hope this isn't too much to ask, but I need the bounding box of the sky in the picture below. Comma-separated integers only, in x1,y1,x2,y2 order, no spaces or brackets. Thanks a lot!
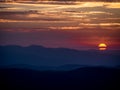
0,1,120,50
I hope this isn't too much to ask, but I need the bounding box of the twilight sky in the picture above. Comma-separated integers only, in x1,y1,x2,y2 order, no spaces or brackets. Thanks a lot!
0,1,120,50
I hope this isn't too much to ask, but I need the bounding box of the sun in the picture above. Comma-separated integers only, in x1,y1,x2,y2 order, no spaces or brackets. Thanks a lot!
98,43,107,51
98,43,107,48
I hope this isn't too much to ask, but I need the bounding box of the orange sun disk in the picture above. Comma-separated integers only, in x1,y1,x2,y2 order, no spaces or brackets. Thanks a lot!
98,43,107,51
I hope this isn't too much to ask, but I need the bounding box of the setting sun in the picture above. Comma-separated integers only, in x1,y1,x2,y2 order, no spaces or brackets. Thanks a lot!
98,43,107,51
98,43,107,48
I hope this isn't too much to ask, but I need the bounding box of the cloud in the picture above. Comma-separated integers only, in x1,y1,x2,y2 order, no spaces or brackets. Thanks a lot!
79,23,120,26
0,2,120,29
105,3,120,8
49,26,81,30
0,2,120,49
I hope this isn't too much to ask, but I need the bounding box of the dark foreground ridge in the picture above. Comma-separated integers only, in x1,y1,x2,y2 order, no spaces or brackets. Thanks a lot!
0,67,120,90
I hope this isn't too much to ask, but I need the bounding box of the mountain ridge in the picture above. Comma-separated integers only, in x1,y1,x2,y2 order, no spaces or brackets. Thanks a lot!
0,66,120,89
0,45,120,67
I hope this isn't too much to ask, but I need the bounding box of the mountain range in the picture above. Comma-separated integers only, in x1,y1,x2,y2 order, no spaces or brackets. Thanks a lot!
0,45,120,89
0,45,120,69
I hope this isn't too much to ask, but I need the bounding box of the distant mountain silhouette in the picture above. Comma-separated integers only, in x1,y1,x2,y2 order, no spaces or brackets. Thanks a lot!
0,45,120,68
0,67,120,90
